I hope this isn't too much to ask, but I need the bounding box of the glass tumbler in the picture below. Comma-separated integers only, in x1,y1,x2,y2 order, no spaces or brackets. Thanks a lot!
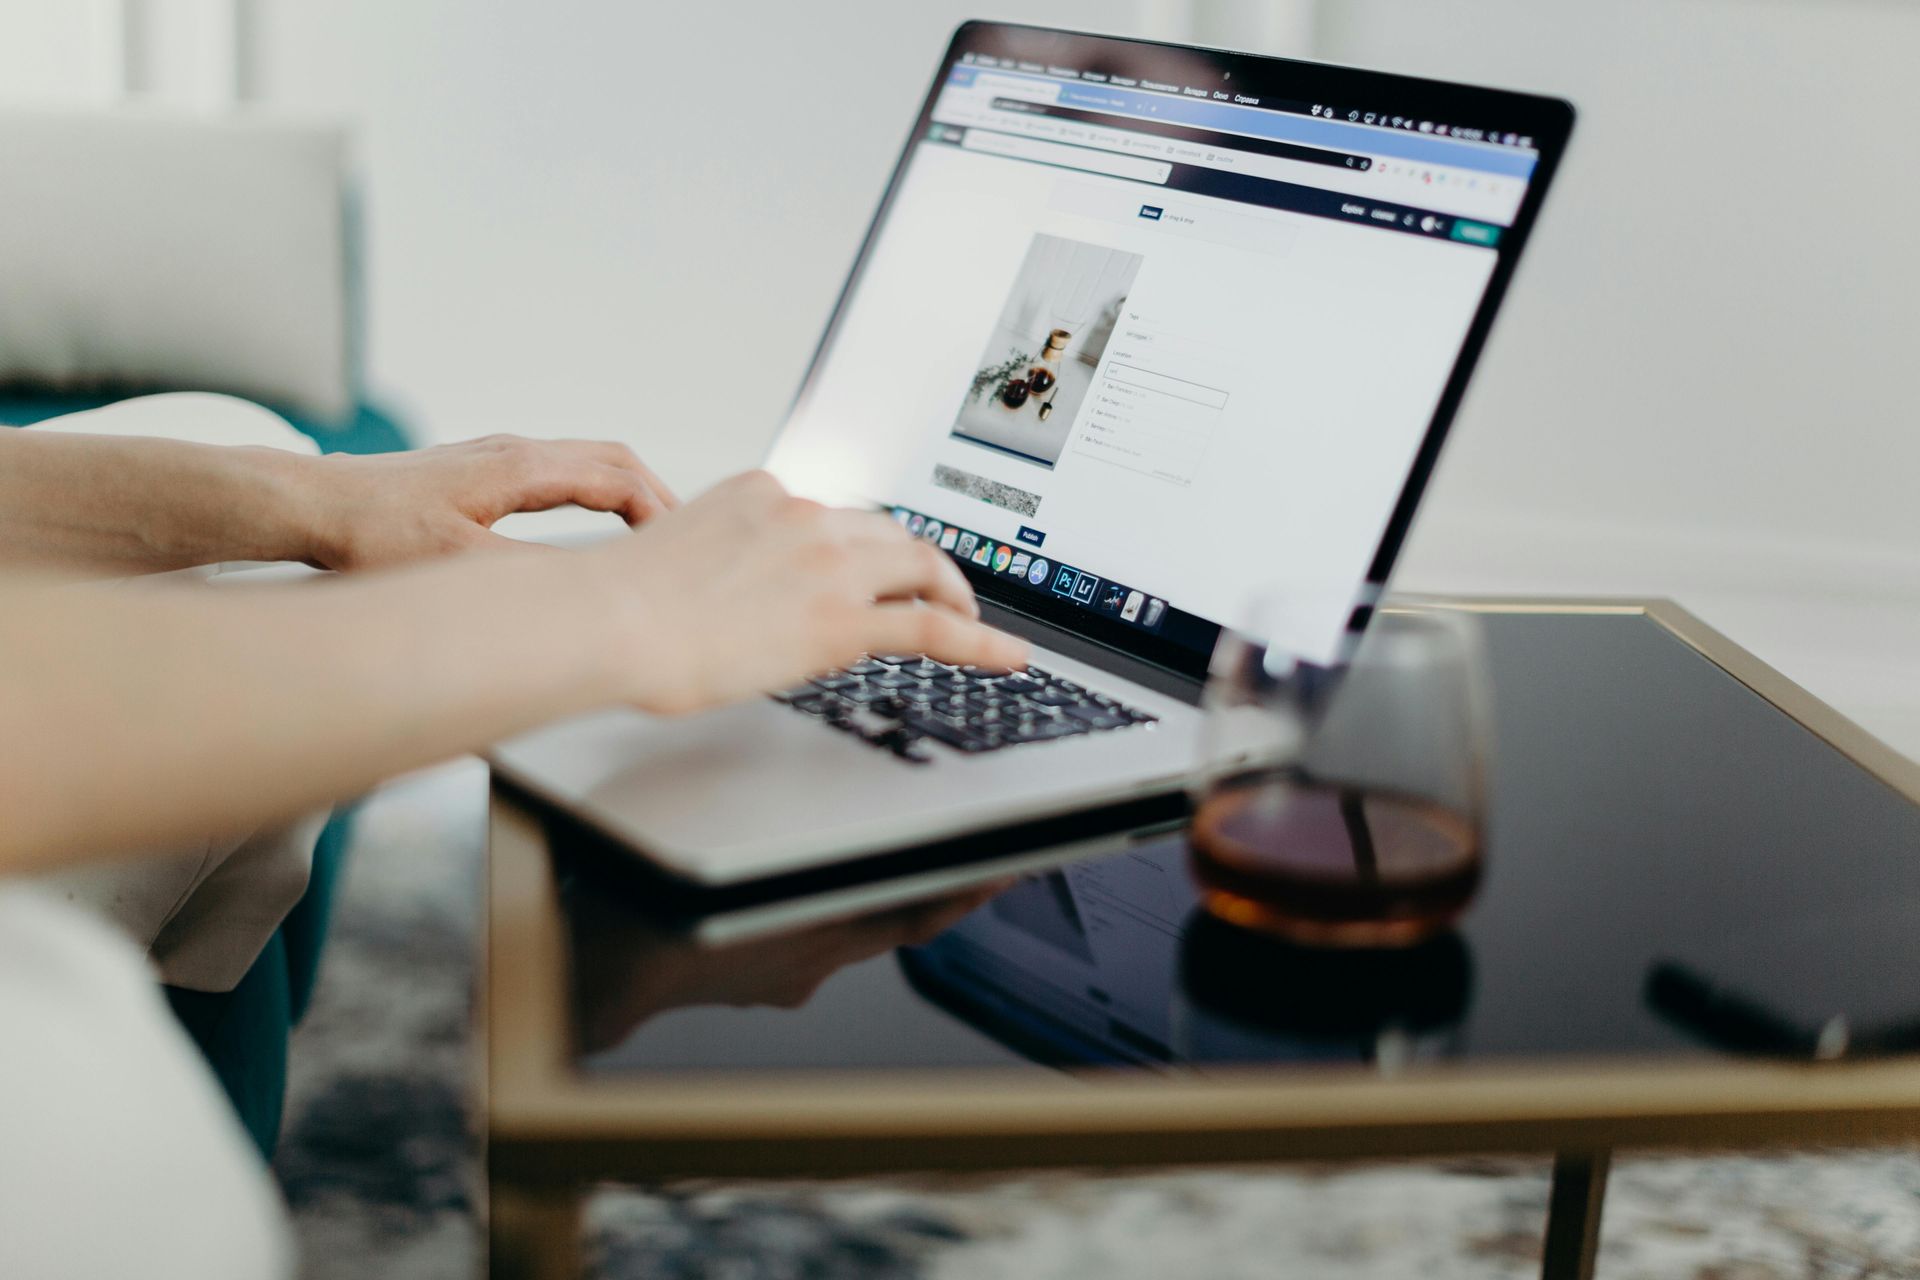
1190,603,1493,948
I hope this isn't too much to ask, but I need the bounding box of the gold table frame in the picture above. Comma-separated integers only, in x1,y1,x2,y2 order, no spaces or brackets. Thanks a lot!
484,599,1920,1280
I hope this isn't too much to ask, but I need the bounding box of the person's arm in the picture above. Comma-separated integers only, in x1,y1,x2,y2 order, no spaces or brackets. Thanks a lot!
0,430,678,576
0,471,1025,875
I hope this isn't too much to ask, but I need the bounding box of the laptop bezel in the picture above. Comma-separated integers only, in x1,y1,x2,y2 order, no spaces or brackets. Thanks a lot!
770,20,1576,683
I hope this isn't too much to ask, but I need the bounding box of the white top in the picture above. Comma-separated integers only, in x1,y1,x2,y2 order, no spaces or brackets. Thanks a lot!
0,889,291,1278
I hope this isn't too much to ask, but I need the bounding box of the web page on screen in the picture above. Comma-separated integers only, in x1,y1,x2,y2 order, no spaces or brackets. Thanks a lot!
770,60,1537,665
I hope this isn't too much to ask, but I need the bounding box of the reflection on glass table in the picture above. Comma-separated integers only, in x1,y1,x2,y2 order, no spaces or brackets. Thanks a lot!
563,873,1005,1057
902,856,1472,1073
569,608,1920,1081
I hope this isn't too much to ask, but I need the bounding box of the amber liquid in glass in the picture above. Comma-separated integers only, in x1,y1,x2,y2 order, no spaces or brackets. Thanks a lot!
1190,770,1482,947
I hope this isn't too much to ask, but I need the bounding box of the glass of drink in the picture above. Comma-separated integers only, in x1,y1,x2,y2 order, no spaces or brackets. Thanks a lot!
1190,602,1492,947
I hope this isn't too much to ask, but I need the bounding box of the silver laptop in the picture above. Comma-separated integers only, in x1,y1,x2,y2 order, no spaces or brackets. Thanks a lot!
491,22,1573,890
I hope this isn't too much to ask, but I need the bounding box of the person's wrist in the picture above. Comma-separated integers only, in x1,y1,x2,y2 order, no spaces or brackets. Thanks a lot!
203,446,335,567
574,535,676,711
283,452,359,569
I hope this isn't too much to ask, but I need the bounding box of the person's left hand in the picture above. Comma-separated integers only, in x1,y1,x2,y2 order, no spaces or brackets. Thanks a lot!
301,434,678,571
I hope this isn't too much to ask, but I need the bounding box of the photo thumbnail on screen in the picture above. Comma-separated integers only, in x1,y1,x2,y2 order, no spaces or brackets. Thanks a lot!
952,233,1143,469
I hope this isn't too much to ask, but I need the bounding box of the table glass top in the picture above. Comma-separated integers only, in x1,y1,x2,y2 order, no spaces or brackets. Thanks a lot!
560,611,1920,1078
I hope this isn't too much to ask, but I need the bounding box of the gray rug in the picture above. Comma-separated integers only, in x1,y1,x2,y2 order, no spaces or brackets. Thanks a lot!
276,761,1920,1279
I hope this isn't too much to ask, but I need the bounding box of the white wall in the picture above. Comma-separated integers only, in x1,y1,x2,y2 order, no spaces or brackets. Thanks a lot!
242,0,1920,752
8,0,1913,750
1306,0,1920,755
247,1,1139,493
0,0,123,102
1313,0,1920,553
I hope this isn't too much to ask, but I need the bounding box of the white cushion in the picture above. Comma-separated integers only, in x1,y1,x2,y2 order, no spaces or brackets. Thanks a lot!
0,889,292,1278
0,107,352,419
27,390,321,455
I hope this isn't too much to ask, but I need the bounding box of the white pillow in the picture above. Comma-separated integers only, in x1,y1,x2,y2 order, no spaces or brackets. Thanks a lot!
0,107,352,419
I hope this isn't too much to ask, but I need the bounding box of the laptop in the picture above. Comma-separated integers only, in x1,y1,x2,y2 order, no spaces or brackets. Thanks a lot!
490,21,1574,893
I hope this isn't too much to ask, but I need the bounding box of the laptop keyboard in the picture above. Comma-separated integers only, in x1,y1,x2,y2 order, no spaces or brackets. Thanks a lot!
776,656,1156,764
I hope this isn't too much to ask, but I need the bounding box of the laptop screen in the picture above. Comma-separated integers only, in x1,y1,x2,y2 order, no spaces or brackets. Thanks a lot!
768,24,1571,676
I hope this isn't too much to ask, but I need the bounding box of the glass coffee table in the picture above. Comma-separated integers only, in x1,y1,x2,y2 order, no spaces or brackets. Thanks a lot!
485,599,1920,1280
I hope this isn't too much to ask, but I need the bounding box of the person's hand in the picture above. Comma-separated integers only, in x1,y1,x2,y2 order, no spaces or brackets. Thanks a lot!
303,435,678,571
591,470,1028,715
571,881,1009,1051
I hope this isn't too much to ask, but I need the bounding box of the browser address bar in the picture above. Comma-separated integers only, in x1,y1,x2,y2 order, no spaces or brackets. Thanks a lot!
960,129,1172,185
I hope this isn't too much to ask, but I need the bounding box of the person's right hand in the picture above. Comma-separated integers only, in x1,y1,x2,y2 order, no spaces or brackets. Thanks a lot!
590,470,1028,715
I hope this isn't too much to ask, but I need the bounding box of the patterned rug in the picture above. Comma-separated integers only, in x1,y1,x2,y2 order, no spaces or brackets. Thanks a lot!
275,761,1920,1279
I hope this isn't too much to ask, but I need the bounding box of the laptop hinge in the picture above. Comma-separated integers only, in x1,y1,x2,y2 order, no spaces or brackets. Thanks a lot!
980,599,1204,706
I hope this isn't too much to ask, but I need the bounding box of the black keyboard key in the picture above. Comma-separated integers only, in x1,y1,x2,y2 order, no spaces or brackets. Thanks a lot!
899,709,976,748
785,691,837,716
785,657,1149,758
1066,705,1130,730
887,732,932,764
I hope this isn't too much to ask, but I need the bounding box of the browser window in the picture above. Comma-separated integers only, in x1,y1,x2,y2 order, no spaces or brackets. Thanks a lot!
770,53,1544,667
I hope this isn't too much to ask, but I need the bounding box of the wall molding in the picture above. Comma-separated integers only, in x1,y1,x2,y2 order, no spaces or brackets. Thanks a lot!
1400,507,1920,607
1395,507,1920,760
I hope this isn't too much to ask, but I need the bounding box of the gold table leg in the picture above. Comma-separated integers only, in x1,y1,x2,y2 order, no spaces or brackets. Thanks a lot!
1541,1148,1610,1280
490,1179,582,1280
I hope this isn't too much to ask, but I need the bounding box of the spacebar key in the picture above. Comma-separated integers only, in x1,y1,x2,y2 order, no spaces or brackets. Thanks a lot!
899,710,984,751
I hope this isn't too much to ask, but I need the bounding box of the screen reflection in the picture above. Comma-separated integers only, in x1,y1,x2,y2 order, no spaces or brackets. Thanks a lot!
899,838,1475,1072
562,874,1004,1056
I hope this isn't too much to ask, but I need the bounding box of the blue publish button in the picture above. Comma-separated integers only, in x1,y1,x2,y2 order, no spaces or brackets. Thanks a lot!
1138,205,1163,220
1016,526,1046,547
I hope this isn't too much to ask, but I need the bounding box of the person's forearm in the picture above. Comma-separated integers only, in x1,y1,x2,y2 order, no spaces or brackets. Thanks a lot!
0,469,1027,875
0,552,622,873
0,431,322,575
